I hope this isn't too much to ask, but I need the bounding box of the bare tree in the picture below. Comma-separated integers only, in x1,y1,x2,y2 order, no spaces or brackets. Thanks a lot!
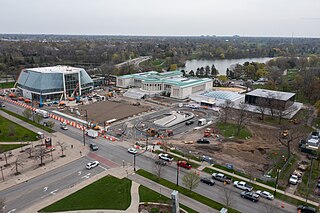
11,155,24,175
56,141,67,157
220,99,234,124
223,186,234,208
278,125,304,159
154,162,164,181
234,102,250,136
182,171,200,191
46,121,55,128
22,109,32,120
34,114,43,124
276,105,298,125
26,146,34,158
255,98,269,120
34,145,50,166
0,197,5,213
1,151,9,166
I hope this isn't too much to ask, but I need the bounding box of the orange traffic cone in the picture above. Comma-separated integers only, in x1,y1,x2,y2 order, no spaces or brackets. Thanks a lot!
281,202,284,208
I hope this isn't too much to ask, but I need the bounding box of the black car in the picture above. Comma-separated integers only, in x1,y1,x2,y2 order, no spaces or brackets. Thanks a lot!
297,205,317,213
197,138,210,144
155,160,166,166
89,143,99,151
185,120,194,126
200,178,215,186
240,191,259,202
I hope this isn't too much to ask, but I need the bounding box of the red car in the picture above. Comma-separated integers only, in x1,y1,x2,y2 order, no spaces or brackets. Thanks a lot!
177,161,192,169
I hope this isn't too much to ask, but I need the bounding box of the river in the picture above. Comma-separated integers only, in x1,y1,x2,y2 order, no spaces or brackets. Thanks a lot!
178,57,273,75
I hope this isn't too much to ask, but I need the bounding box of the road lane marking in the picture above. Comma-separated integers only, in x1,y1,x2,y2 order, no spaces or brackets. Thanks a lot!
8,209,16,213
99,165,108,171
81,173,91,179
43,187,48,192
50,189,59,195
78,171,82,175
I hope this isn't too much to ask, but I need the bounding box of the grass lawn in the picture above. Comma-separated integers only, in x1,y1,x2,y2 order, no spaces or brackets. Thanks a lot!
0,144,26,152
40,176,132,212
170,149,201,162
0,82,15,88
0,115,38,142
313,117,320,129
136,169,240,213
216,122,251,140
139,185,198,213
1,109,54,133
297,159,319,199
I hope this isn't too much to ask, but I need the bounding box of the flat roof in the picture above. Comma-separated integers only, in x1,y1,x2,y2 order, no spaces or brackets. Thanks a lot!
246,89,295,101
25,65,83,74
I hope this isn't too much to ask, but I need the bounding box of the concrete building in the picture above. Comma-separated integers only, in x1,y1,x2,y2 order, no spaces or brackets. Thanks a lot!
245,89,295,110
116,71,213,99
16,66,93,101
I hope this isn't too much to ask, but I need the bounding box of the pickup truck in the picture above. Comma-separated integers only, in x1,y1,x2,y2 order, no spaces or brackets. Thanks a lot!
212,173,231,184
158,153,174,162
233,181,253,191
177,161,192,169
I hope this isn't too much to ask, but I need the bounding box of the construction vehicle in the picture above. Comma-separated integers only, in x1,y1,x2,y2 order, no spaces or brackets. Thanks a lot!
289,119,299,124
146,128,158,137
18,97,24,101
281,130,289,138
107,92,113,97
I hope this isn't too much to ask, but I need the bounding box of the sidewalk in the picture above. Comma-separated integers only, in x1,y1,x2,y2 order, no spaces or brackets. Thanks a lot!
167,151,319,207
128,173,218,213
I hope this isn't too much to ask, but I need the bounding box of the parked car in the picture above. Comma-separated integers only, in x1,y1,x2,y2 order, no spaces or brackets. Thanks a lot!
185,120,194,125
89,143,99,151
86,161,99,169
297,205,317,213
255,190,274,200
212,173,231,184
155,160,166,166
240,191,259,202
197,138,210,144
200,177,215,186
289,175,299,185
234,181,253,191
177,161,192,169
128,148,138,154
158,153,174,162
60,125,68,130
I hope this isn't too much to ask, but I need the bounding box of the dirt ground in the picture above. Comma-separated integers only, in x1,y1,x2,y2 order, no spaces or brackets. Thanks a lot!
77,99,151,124
169,124,285,176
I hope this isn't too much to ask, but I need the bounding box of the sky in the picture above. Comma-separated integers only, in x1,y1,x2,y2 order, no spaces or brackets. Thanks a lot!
1,0,320,37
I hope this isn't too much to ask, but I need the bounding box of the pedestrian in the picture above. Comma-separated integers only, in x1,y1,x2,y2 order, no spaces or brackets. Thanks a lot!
80,151,82,156
71,144,73,149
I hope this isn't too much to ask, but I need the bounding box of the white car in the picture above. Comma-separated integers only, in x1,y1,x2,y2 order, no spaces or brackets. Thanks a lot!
86,161,99,169
158,153,174,162
127,148,138,154
255,190,274,200
233,181,253,191
289,175,299,185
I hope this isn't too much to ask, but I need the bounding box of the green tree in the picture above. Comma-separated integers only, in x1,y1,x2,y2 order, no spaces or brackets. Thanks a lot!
205,65,210,77
211,64,219,76
34,114,43,124
169,64,177,71
217,75,228,83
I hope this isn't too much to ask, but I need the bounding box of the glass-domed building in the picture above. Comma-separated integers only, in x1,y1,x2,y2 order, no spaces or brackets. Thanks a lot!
16,65,93,101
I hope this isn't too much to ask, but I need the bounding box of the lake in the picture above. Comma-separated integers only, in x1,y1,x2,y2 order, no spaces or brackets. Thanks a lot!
178,57,273,75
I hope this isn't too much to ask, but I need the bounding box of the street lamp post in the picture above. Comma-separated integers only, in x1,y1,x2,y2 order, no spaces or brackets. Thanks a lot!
176,164,180,186
82,109,88,146
0,166,4,181
133,154,136,171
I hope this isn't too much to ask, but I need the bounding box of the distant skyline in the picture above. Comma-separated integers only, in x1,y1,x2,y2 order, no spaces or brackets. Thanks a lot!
1,0,320,38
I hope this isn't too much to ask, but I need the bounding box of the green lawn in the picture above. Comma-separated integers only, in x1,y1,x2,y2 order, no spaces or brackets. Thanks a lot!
136,169,240,213
0,82,15,88
0,144,26,152
216,122,251,140
139,185,198,213
1,109,54,133
40,176,132,212
297,159,319,200
0,115,38,142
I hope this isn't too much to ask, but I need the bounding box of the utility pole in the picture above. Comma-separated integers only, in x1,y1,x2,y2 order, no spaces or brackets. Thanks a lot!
176,164,180,186
0,166,4,181
133,154,136,171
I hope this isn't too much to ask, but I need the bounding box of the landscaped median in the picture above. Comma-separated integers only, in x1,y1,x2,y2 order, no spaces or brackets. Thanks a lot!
136,169,241,213
1,108,54,133
40,176,132,212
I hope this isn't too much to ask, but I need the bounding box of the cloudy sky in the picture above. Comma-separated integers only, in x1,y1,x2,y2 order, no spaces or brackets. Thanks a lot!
1,0,320,37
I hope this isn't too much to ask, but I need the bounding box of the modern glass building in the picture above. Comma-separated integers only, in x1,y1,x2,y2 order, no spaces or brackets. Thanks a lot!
16,66,94,101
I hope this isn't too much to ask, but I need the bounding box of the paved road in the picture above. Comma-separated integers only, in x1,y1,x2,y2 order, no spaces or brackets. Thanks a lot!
1,100,297,213
0,156,106,212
